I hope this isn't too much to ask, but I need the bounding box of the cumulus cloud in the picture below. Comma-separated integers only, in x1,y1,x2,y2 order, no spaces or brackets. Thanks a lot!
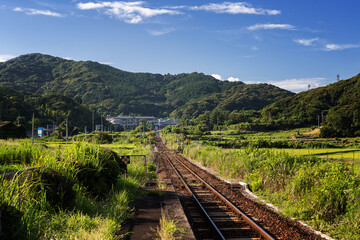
247,23,295,31
0,54,16,62
294,38,319,46
77,1,181,24
190,2,280,15
211,74,223,80
267,78,325,92
148,27,175,36
227,76,240,82
324,43,359,51
211,74,241,82
13,7,64,17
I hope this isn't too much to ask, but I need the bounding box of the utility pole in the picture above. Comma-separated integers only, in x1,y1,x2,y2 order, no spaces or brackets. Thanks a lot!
31,113,35,144
101,112,103,131
92,110,94,132
140,121,142,143
66,118,68,144
317,115,320,128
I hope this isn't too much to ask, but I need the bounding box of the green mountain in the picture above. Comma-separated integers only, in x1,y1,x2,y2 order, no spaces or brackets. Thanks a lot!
0,53,293,117
171,83,292,119
262,73,360,136
0,85,100,134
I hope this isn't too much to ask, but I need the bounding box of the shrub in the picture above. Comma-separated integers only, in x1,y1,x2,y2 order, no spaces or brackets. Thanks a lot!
75,147,125,198
33,168,76,210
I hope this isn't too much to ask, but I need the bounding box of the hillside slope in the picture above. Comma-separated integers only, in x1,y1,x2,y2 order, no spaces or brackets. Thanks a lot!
262,73,360,136
0,53,293,117
0,85,100,133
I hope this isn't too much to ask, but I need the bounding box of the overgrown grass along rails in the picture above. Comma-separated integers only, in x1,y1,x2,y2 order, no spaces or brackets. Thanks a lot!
0,139,155,239
173,138,360,239
155,210,186,240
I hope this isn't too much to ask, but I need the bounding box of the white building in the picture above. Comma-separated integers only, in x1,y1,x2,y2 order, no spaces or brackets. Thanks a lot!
106,115,178,130
106,115,157,129
157,118,179,127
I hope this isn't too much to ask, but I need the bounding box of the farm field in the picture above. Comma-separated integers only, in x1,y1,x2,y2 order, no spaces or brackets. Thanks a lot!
210,127,312,140
0,133,155,239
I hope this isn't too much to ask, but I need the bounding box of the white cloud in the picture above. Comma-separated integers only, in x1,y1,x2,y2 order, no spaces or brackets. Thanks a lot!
227,76,240,82
267,78,325,92
211,74,223,80
0,54,15,62
148,27,175,36
324,43,359,51
294,38,319,46
247,23,295,31
251,46,259,51
77,1,181,24
211,74,241,82
13,7,64,17
190,2,280,15
99,61,113,65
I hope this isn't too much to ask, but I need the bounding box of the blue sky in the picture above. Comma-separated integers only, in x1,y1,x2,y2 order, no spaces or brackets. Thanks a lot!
1,0,359,92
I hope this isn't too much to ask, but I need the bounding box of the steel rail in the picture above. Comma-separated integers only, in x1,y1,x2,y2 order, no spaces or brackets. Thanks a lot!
163,153,226,240
170,153,275,240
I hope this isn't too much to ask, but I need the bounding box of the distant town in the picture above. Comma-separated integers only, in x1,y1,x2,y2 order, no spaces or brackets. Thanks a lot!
105,115,178,131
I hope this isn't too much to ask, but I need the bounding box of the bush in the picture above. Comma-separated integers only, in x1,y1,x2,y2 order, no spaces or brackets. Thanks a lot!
33,168,76,210
75,148,125,198
92,131,113,144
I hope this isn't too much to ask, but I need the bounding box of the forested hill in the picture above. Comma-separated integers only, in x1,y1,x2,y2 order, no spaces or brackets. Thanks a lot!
0,85,100,133
262,73,360,136
170,83,292,119
0,53,293,117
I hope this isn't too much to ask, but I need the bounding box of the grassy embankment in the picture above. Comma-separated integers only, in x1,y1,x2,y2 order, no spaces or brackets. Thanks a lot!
162,131,360,239
0,134,155,239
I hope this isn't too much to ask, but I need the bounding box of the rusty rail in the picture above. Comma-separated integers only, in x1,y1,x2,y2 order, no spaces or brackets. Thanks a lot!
165,151,275,240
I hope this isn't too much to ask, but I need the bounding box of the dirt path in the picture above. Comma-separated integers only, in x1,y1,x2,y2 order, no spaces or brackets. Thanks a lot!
118,181,162,240
118,180,195,240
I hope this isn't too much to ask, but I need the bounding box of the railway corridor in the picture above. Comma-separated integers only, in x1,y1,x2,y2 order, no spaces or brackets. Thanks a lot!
155,135,327,240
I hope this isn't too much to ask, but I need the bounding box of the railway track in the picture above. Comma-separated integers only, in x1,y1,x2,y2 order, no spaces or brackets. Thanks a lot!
156,137,274,240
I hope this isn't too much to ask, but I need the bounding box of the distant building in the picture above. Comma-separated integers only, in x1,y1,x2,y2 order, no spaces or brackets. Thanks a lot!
157,118,179,127
106,115,157,129
36,125,57,137
106,115,178,130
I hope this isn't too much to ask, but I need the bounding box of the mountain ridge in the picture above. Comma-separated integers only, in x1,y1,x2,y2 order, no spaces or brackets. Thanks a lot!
0,53,293,118
262,73,360,136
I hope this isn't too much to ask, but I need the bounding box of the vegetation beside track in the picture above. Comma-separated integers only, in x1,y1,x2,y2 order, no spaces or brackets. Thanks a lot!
0,132,156,239
161,130,360,239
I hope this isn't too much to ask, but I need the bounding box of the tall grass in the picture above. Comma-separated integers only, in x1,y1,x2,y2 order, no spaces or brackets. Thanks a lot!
0,140,43,166
0,139,152,239
182,142,360,239
155,210,186,240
